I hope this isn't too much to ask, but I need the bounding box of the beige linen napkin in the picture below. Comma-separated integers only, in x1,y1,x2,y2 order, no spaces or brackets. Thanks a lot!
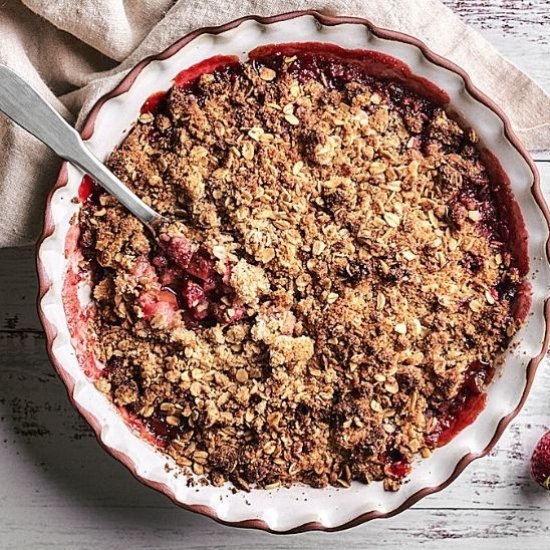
1,0,549,247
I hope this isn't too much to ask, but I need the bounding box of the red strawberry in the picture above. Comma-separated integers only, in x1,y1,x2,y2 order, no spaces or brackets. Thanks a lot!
531,431,550,489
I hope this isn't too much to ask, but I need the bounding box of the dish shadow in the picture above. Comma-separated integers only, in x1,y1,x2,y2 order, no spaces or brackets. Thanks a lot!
0,330,223,536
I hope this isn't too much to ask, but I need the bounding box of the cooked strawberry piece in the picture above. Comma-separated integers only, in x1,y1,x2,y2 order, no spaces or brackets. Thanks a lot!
186,249,215,281
181,281,213,321
383,450,411,480
143,417,180,443
201,276,216,293
182,280,207,309
163,236,193,270
158,289,179,307
139,289,179,327
384,460,411,479
158,266,184,287
133,257,158,281
152,255,169,269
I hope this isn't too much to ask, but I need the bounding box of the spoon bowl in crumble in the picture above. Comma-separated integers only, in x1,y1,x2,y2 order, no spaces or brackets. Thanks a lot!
37,12,550,533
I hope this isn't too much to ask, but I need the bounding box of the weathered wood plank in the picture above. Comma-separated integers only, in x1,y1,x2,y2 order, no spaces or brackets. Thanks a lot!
443,0,550,91
0,507,549,549
0,248,40,332
446,0,550,36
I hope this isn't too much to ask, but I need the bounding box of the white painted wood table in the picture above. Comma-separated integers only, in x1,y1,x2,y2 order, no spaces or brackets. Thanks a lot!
1,1,550,547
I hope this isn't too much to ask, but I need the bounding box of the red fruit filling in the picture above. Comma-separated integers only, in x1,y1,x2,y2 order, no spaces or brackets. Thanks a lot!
384,450,412,480
426,361,490,447
138,290,180,327
161,235,193,270
137,234,244,328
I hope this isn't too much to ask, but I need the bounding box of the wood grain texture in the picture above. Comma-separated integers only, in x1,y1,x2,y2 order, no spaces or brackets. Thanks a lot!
445,0,550,91
1,2,550,547
449,0,550,38
444,0,550,36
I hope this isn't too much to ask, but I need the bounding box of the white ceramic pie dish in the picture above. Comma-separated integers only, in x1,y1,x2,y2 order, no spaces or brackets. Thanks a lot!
36,11,550,533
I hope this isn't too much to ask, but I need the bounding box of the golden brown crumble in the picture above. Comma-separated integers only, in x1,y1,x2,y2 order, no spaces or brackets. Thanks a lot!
78,52,525,491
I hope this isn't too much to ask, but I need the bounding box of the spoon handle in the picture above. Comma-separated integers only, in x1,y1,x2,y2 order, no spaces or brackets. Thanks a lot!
0,64,164,230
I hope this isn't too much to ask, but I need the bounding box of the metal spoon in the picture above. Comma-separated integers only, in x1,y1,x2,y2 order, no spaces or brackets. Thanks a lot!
0,65,166,234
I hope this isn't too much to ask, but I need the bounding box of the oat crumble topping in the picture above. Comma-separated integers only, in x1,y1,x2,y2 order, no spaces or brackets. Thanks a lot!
77,50,526,491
